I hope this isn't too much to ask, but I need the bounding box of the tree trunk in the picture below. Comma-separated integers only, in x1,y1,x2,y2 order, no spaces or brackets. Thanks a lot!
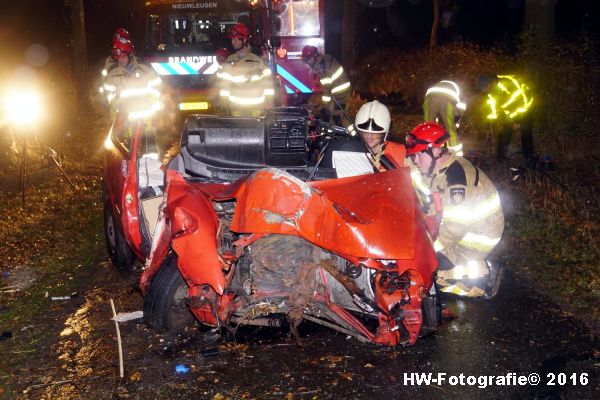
68,0,90,112
341,0,357,67
429,0,440,49
524,0,555,51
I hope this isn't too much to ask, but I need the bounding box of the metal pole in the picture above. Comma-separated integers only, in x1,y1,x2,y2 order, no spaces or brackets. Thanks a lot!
20,137,26,205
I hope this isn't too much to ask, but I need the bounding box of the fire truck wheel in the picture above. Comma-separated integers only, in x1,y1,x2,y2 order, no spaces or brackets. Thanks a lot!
102,184,136,272
419,281,442,338
144,253,194,333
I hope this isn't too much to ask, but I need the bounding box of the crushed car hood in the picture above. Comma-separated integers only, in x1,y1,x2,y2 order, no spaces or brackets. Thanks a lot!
196,167,419,260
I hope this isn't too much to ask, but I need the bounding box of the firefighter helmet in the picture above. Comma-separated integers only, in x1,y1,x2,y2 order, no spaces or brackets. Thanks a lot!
301,45,318,61
355,100,391,135
228,23,250,39
111,38,134,60
216,47,229,63
112,28,131,45
405,122,449,156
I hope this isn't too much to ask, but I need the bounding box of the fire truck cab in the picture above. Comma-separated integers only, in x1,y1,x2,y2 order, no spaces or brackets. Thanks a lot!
142,0,324,114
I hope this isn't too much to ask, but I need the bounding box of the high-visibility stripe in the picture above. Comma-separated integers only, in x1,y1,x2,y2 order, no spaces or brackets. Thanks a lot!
203,62,219,75
150,62,219,76
180,62,198,74
444,193,501,223
330,66,344,82
331,81,351,94
147,77,162,87
128,101,163,120
458,232,501,251
426,86,460,103
440,284,469,296
228,94,266,105
410,170,431,197
120,87,160,99
151,62,178,76
275,64,312,94
448,143,463,152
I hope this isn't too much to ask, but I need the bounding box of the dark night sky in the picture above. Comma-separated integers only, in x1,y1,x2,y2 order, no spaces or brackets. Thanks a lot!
0,0,599,73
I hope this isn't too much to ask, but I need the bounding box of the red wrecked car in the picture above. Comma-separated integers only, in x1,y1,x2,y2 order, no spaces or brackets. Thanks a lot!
102,107,440,346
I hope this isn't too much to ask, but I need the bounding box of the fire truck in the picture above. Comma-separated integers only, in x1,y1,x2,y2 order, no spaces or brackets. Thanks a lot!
141,0,325,113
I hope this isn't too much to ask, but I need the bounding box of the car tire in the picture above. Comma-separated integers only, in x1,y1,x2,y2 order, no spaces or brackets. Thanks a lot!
102,183,136,272
144,253,195,333
419,281,442,338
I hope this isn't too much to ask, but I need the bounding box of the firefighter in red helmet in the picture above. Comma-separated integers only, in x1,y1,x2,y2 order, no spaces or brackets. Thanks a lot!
216,22,273,117
407,122,505,298
101,34,162,121
100,28,132,97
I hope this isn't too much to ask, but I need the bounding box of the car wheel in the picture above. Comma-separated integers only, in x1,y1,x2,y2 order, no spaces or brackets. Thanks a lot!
419,281,442,338
102,184,136,272
144,253,195,333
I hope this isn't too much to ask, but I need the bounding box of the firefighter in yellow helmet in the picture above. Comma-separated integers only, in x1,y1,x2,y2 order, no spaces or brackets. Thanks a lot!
217,23,274,117
423,80,466,156
406,122,504,298
302,45,352,126
478,74,534,161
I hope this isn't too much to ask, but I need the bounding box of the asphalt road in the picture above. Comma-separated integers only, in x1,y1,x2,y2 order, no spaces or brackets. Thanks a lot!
9,264,598,399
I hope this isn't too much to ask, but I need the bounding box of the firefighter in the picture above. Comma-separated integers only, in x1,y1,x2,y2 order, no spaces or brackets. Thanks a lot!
103,36,163,127
301,45,352,126
99,28,131,103
217,23,274,117
423,80,466,156
406,122,504,298
353,100,405,169
478,74,534,161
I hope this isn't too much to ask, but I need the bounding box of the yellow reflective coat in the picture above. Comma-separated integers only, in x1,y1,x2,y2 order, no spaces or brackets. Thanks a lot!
312,54,352,108
217,50,274,116
485,75,534,120
103,57,162,119
427,154,505,296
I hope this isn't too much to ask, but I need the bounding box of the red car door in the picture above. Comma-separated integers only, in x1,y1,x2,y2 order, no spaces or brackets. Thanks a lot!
103,114,144,259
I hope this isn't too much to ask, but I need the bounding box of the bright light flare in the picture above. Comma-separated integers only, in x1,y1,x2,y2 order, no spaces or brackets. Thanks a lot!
2,89,44,126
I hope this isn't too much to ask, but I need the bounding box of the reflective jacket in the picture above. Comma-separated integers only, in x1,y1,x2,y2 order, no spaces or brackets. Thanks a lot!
426,155,504,296
99,56,116,104
217,50,274,116
430,155,504,253
312,54,352,107
103,56,162,120
485,75,534,121
423,80,465,154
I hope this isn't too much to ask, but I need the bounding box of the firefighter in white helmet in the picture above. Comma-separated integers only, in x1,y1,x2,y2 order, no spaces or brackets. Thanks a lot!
406,122,504,298
423,80,466,156
353,100,405,169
